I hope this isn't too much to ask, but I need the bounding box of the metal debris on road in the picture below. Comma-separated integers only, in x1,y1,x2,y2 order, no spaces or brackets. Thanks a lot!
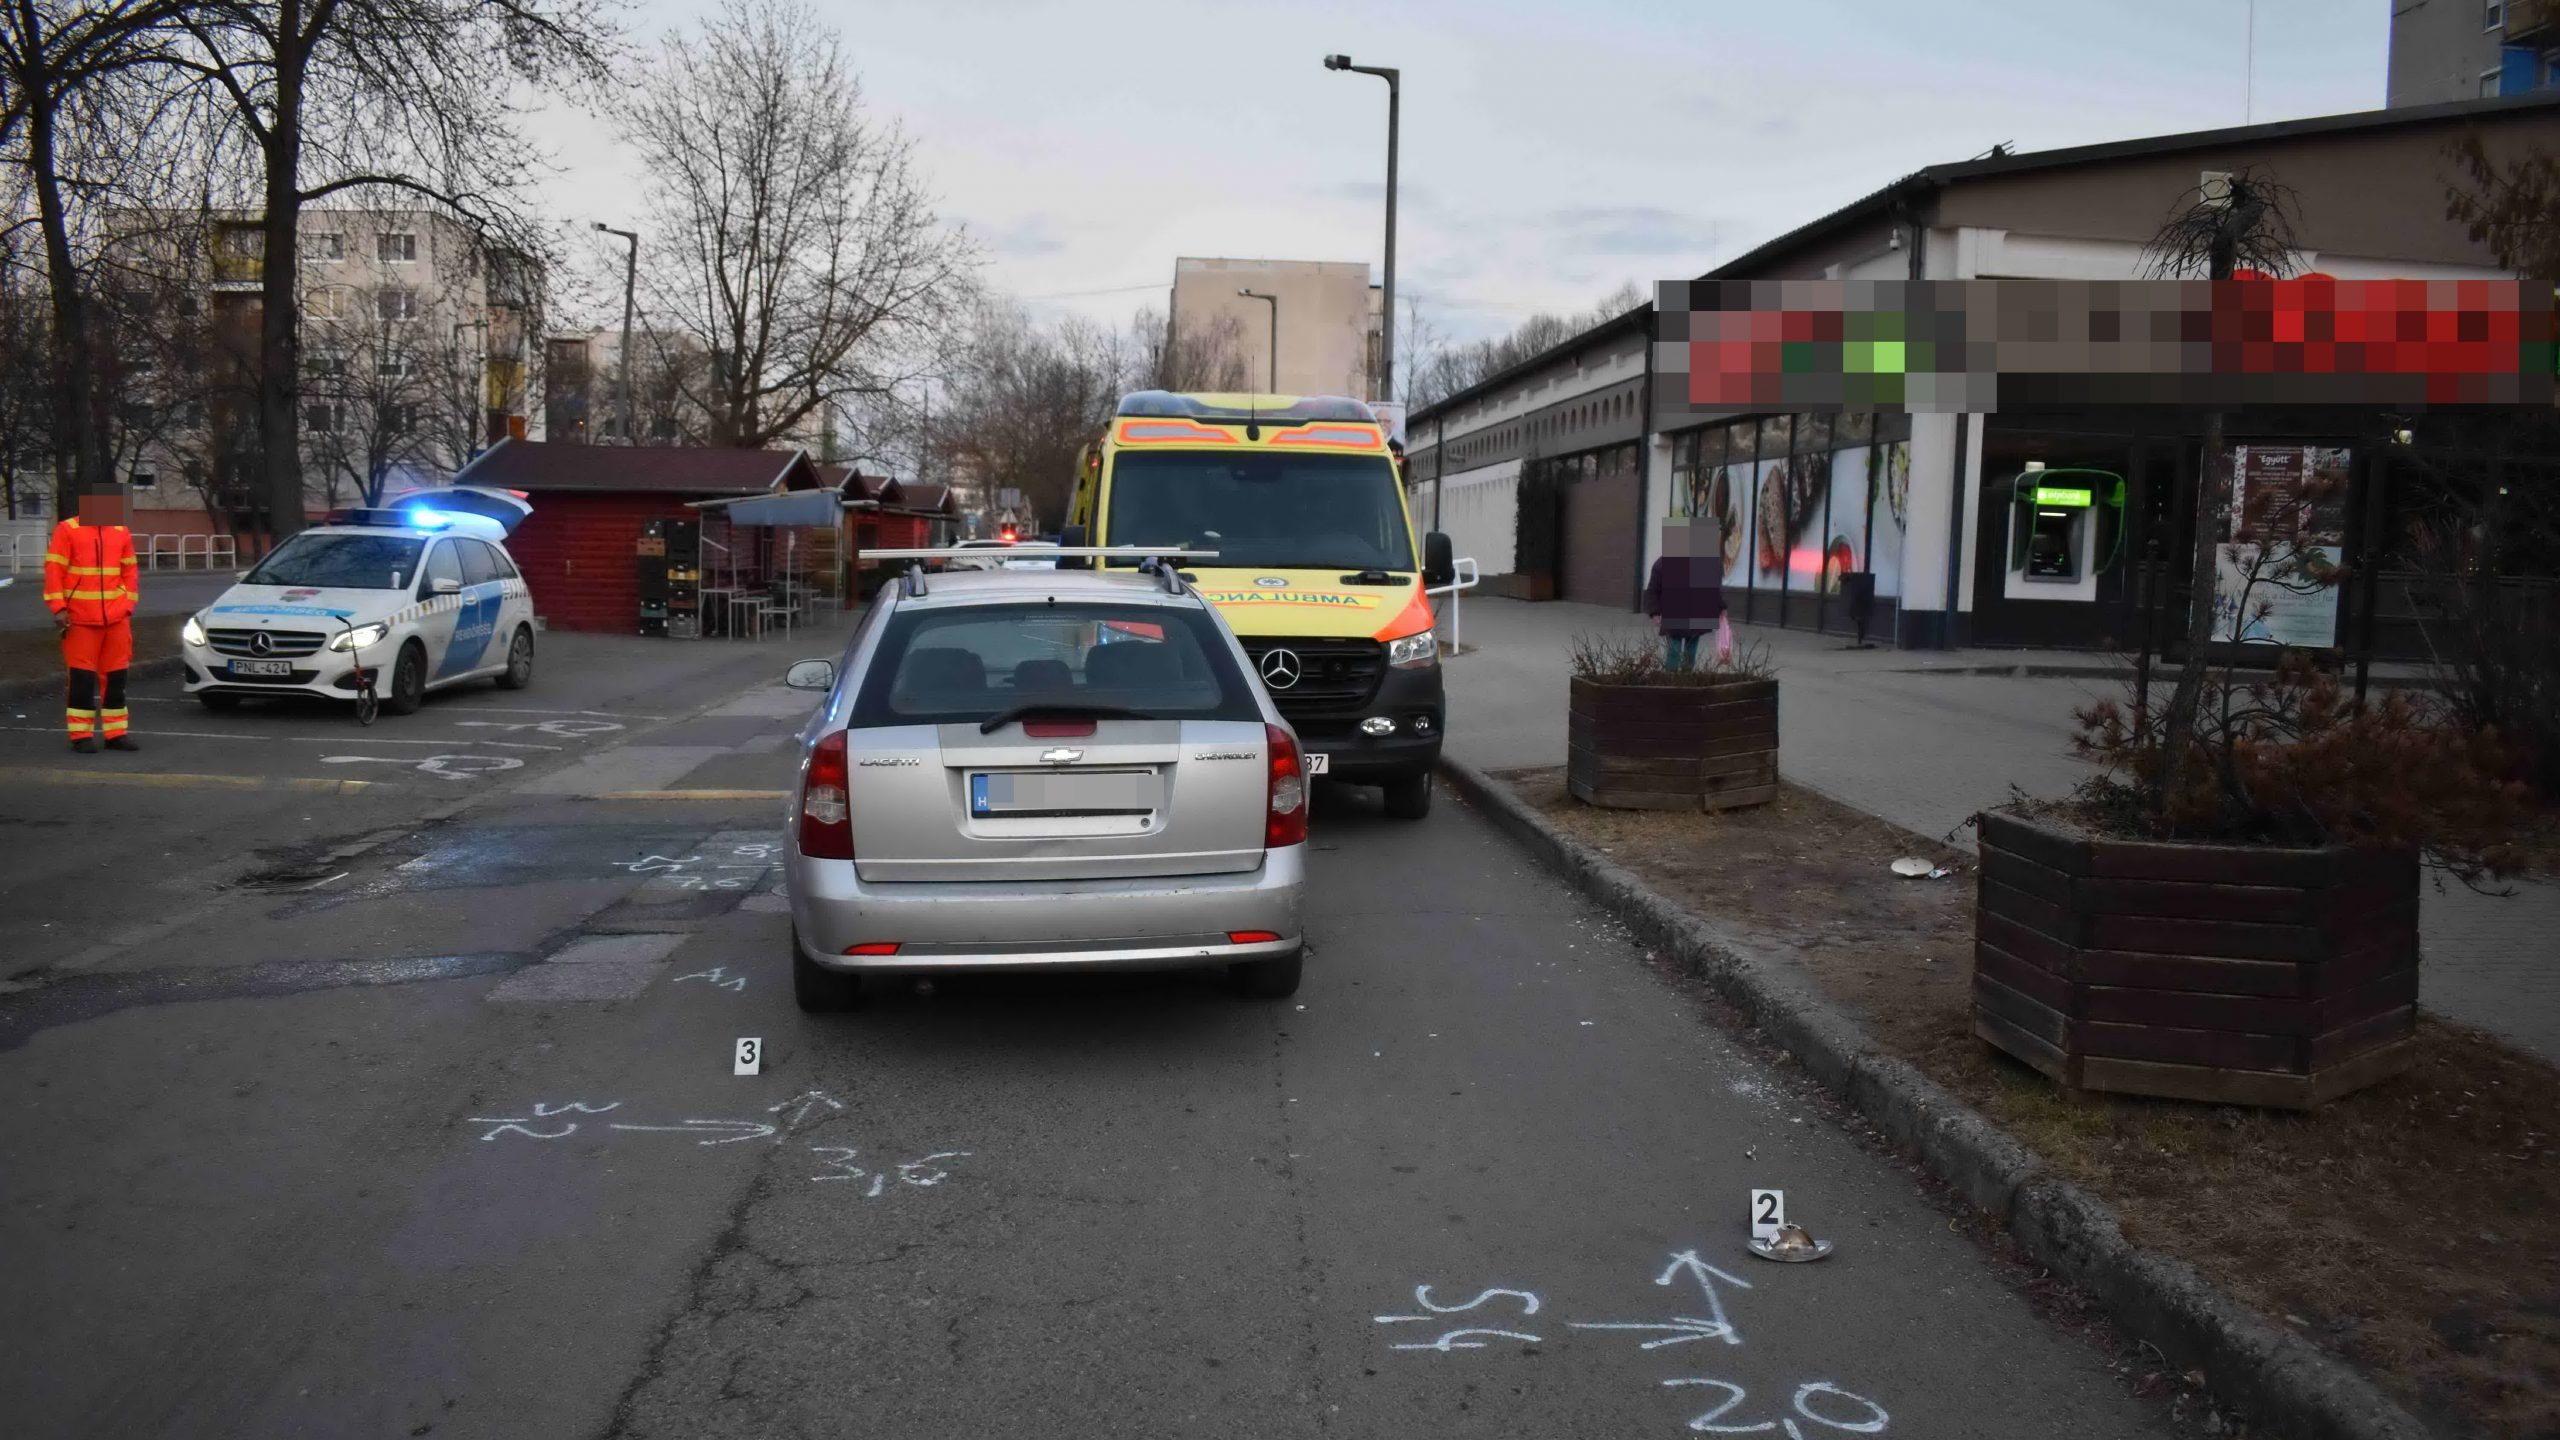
1746,1224,1834,1263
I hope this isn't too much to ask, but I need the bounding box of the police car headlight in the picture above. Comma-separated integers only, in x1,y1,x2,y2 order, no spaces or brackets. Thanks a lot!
181,614,208,647
328,622,390,652
1386,630,1438,669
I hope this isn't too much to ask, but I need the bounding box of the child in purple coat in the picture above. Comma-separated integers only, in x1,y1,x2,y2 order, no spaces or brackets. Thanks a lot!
1642,518,1727,671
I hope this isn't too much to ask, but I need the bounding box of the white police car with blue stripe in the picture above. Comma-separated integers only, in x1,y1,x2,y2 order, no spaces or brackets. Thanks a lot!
180,491,538,715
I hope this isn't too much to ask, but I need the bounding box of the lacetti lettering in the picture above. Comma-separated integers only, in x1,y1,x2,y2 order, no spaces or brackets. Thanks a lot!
1198,590,1380,609
1191,750,1256,762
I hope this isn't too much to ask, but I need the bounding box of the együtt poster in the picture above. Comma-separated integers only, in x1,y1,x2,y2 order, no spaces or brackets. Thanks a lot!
2210,444,2351,648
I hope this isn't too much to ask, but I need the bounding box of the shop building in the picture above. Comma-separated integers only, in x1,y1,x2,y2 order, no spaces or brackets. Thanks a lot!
1405,92,2560,651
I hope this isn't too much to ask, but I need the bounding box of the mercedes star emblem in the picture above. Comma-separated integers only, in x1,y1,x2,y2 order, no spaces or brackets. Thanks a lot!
248,631,274,656
1039,747,1084,765
1259,648,1303,690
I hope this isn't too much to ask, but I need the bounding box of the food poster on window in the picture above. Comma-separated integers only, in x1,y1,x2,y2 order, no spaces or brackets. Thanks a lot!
1821,446,1870,595
1762,451,1826,593
2210,444,2351,647
1866,440,1911,599
1699,455,1748,576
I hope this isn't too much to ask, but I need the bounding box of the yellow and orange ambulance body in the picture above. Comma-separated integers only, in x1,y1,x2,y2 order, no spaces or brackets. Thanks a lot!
1061,392,1451,819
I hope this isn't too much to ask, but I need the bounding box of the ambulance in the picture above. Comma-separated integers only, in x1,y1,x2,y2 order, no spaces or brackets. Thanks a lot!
1061,392,1452,819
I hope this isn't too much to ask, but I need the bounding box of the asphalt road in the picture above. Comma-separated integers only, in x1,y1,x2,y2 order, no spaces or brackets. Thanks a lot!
0,635,2178,1439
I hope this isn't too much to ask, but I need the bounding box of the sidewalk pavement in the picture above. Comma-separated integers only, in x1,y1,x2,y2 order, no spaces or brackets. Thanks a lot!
1439,595,2560,1065
0,571,233,630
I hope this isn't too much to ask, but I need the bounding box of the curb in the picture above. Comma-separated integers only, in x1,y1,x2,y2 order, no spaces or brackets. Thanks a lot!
0,655,186,710
1437,755,2437,1440
1879,661,2430,689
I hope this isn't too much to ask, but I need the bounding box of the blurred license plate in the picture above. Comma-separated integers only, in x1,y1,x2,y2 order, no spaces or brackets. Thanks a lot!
1304,753,1329,775
971,770,1158,816
229,659,292,676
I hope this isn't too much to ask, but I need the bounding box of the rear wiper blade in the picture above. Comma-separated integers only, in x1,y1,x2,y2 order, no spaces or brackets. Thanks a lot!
977,702,1155,734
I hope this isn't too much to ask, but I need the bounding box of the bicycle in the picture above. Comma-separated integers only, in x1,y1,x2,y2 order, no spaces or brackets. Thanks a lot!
337,614,380,726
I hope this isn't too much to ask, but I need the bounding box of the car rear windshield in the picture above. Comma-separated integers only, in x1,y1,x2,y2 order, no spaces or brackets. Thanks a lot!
849,600,1261,728
242,533,427,590
1105,450,1415,571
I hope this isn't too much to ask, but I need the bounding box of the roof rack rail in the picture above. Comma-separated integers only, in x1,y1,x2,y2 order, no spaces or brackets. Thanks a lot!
857,546,1219,564
902,560,928,599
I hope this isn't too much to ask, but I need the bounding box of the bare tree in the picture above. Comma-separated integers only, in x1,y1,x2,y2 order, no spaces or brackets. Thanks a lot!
166,0,615,538
1403,281,1648,409
1131,305,1250,392
620,0,975,451
2445,132,2560,283
2140,167,2302,804
927,301,1127,527
0,0,199,515
0,232,52,517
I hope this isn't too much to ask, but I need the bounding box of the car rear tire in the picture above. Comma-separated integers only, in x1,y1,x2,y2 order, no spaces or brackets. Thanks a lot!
196,691,241,711
1382,770,1434,821
792,928,869,1012
1232,948,1304,1000
495,626,534,690
382,641,427,716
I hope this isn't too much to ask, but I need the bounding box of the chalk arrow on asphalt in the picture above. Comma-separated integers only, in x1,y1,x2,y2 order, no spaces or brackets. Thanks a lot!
607,1119,777,1145
1655,1249,1753,1297
1565,1318,1738,1349
767,1091,845,1130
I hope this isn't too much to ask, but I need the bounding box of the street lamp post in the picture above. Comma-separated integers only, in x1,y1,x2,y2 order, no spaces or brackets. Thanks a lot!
1323,53,1398,403
592,222,638,445
1238,288,1279,392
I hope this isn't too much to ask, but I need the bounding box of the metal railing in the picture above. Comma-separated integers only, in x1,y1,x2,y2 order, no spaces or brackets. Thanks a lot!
139,534,238,571
2,532,238,572
1427,556,1481,654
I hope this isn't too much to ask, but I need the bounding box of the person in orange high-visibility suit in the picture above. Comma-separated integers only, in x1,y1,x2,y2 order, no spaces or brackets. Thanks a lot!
44,491,142,753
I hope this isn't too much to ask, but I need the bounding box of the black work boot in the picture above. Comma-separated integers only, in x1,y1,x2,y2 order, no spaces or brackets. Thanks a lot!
70,737,100,754
104,735,140,752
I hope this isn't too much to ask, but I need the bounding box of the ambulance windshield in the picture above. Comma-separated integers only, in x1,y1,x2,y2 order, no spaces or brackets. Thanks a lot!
1106,451,1414,571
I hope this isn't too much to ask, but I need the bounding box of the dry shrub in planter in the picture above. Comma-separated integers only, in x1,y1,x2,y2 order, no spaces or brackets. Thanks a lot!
1972,653,2535,1108
1566,632,1779,812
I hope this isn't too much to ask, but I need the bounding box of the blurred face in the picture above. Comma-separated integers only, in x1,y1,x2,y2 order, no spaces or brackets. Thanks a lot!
78,493,130,527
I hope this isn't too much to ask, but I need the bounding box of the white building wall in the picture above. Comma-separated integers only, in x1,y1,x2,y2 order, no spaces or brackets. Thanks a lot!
1417,458,1521,576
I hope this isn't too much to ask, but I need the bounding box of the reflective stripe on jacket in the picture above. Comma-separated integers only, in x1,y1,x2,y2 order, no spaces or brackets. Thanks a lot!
43,519,140,625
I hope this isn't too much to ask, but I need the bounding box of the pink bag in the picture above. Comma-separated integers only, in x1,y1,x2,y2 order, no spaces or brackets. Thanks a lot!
1714,615,1735,667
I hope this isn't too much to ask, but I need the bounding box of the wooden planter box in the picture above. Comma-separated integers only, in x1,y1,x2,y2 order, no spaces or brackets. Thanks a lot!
1567,676,1778,812
1973,810,2420,1109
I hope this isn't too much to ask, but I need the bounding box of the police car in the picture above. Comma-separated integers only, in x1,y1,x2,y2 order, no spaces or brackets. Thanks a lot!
180,488,537,714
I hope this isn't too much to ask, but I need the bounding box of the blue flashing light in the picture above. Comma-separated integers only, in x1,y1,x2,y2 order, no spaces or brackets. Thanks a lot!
403,506,454,529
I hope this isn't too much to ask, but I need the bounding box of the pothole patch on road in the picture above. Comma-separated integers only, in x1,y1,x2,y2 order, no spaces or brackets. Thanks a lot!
0,951,528,1051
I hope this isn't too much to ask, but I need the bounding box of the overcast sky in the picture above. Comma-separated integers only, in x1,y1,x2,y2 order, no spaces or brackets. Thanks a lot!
529,0,2386,345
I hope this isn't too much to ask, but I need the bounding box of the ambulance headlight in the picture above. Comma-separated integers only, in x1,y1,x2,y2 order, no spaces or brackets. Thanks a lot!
1387,630,1438,669
181,614,208,647
329,622,390,652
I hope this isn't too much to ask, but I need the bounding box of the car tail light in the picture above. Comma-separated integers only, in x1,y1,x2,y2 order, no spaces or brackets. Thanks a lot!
799,729,855,859
1265,723,1307,848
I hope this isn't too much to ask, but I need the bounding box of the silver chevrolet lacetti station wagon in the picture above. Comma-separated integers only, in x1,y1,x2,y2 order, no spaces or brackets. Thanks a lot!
779,547,1309,1011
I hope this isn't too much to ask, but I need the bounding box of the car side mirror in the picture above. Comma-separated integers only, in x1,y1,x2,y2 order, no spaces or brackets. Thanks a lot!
784,659,836,691
1423,531,1455,588
430,576,462,595
1057,524,1090,570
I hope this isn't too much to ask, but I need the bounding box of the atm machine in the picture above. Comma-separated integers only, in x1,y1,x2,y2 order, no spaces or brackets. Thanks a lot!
2002,462,2123,604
